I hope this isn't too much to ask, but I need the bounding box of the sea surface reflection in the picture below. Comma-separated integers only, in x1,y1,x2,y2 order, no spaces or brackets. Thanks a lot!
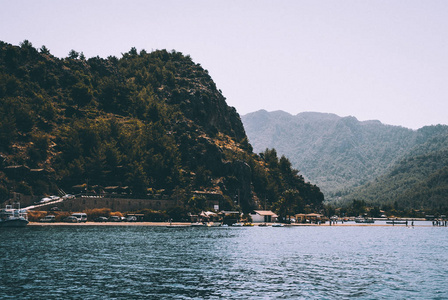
1,225,447,299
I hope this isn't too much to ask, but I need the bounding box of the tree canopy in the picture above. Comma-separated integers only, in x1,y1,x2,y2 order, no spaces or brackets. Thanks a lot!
0,40,324,214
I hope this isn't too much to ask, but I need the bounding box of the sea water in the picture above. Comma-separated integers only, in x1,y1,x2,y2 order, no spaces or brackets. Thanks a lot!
1,225,447,299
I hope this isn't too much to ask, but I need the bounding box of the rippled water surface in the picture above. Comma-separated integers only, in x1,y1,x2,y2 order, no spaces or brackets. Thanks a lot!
1,225,448,299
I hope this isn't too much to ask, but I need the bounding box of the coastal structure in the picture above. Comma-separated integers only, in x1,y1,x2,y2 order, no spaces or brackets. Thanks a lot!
0,203,29,227
2,189,223,213
36,195,178,212
250,210,278,223
295,213,323,224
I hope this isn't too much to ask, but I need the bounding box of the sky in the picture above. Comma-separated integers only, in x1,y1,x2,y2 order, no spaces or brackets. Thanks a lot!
1,0,447,129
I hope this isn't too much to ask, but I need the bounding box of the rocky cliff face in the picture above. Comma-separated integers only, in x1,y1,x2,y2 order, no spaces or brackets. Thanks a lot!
148,54,247,142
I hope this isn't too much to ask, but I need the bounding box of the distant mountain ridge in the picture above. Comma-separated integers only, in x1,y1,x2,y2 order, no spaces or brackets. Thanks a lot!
242,110,448,209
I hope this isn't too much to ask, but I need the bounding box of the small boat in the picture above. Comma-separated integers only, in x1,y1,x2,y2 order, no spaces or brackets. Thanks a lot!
0,203,29,227
258,223,268,227
386,221,407,225
272,223,284,227
243,222,254,226
231,222,244,227
354,217,375,224
207,222,222,227
191,222,207,227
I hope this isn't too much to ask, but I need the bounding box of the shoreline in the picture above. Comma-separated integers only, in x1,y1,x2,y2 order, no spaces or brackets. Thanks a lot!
28,222,436,227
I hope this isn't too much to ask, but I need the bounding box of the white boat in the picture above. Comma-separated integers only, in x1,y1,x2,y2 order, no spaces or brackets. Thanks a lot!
354,217,375,224
207,222,222,227
0,203,29,227
386,220,407,225
191,222,207,227
231,222,244,227
272,223,284,227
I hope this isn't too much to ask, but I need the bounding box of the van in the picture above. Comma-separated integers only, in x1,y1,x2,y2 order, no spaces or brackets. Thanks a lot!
71,213,87,223
40,215,55,222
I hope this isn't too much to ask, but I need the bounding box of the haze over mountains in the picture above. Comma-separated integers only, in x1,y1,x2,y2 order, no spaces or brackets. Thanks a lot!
242,110,448,210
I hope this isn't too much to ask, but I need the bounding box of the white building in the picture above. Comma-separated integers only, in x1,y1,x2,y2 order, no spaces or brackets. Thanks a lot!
250,210,278,223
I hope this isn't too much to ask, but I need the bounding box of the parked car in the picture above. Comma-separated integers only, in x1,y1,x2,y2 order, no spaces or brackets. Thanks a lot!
126,216,137,222
38,197,52,204
49,195,60,201
71,213,87,222
108,216,121,222
62,194,75,200
65,216,78,223
94,216,108,222
40,215,55,222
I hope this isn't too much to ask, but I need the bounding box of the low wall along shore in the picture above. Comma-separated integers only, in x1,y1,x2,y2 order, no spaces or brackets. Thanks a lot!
35,196,178,212
31,195,220,213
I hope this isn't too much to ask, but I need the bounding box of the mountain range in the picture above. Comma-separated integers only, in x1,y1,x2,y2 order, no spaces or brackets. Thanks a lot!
242,110,448,211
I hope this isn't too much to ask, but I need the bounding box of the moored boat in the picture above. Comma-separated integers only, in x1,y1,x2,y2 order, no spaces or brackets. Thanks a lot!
0,203,29,227
386,220,407,225
354,217,375,224
191,222,207,227
231,222,244,227
207,222,222,227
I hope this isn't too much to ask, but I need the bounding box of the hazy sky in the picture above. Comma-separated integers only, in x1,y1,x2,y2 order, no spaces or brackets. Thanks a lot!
1,0,447,129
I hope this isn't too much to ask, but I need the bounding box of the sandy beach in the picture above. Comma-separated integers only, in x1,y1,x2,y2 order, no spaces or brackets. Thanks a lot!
28,222,433,227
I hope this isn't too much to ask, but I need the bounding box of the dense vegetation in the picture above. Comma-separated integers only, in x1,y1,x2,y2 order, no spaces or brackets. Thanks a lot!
343,125,448,214
243,110,448,215
0,40,324,216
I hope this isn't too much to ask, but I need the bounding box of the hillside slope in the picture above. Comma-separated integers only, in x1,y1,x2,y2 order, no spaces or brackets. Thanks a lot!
0,41,324,215
345,125,448,211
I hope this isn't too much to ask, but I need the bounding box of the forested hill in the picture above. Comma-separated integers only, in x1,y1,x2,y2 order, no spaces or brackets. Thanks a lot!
242,110,448,210
0,40,324,215
345,125,448,212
